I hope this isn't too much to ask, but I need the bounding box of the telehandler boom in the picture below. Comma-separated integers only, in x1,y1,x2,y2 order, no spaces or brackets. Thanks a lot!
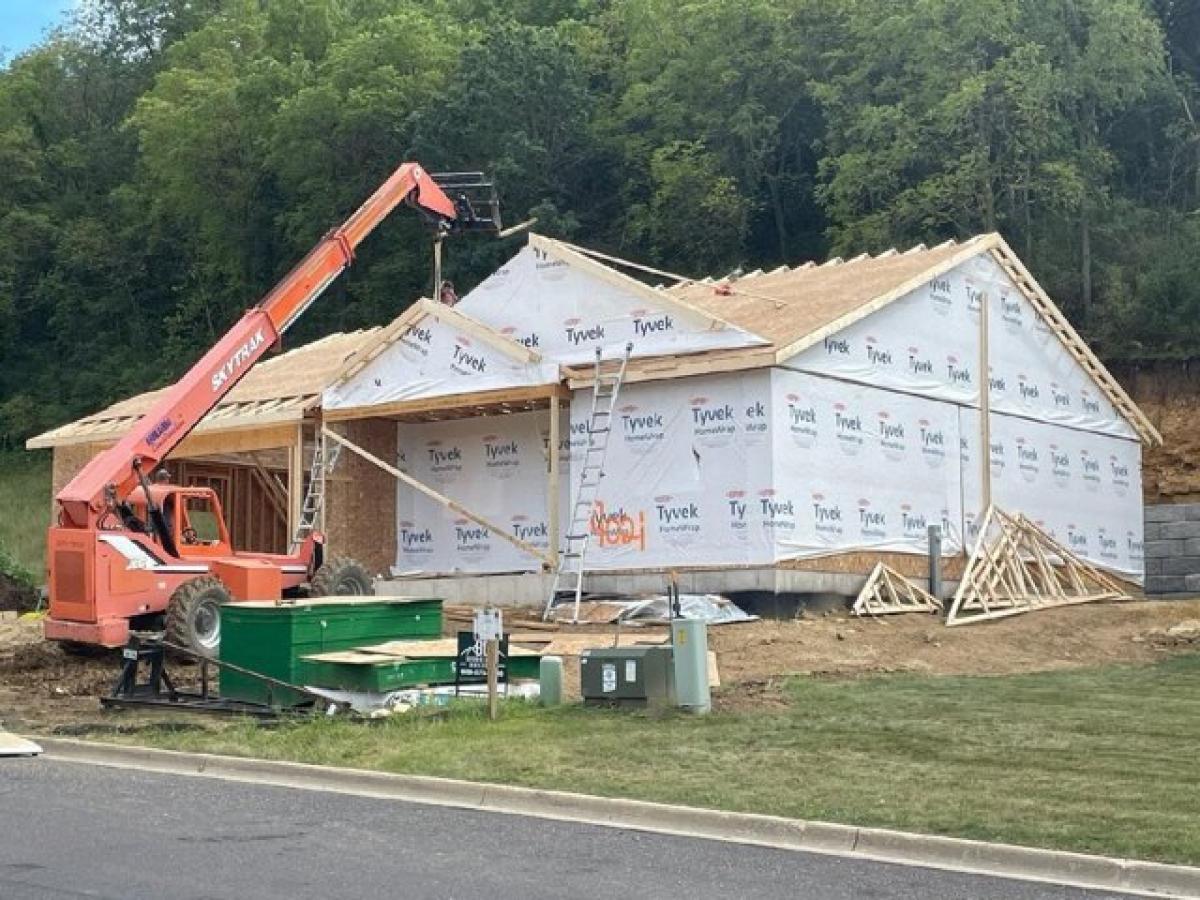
46,163,501,654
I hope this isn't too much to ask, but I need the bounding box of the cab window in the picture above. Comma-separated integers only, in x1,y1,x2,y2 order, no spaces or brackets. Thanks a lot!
183,497,222,543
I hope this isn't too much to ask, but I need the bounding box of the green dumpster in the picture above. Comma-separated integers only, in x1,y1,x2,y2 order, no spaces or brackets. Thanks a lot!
219,597,442,706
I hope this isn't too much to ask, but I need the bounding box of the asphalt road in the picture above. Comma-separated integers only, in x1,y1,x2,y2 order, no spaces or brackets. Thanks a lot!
0,758,1142,900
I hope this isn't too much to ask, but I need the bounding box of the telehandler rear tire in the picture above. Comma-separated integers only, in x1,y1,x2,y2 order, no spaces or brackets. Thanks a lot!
309,555,373,597
165,576,230,659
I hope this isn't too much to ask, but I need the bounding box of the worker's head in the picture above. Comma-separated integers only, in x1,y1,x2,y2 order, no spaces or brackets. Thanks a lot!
439,280,458,306
153,469,171,484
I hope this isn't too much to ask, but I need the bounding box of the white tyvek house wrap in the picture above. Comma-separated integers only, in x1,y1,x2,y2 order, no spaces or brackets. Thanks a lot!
455,244,767,365
959,409,1144,580
323,312,558,411
562,370,962,571
784,253,1137,440
565,371,776,570
770,369,965,559
392,411,568,574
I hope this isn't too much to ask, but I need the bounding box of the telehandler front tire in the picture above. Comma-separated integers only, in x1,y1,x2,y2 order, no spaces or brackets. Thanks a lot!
165,576,230,659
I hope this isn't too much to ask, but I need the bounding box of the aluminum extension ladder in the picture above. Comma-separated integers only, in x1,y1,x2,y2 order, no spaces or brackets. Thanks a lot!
543,343,633,622
290,435,342,552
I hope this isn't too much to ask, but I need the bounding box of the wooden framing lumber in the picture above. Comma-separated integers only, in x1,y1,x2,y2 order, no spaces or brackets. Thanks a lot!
852,562,942,616
547,393,561,569
564,347,776,389
978,291,992,511
416,297,542,364
322,425,554,566
946,506,1129,626
987,239,1160,445
285,425,304,539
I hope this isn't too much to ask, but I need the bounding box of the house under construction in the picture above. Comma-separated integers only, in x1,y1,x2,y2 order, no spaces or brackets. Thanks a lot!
31,233,1158,608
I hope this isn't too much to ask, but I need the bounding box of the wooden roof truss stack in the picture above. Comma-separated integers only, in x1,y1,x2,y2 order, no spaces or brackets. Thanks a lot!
945,507,1130,626
852,562,942,617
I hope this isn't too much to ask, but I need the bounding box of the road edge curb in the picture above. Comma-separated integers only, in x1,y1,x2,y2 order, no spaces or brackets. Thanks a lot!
31,736,1199,898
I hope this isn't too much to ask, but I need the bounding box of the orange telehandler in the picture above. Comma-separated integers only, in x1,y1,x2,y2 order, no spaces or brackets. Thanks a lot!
45,163,502,656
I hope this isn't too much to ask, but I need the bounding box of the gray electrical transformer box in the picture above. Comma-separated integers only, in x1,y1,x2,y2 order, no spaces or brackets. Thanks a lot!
580,646,674,708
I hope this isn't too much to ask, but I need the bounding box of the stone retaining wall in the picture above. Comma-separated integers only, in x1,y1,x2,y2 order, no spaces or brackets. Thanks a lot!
1144,503,1200,597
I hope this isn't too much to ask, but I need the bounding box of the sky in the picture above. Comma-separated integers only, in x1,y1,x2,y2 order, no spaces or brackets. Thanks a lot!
0,1,76,59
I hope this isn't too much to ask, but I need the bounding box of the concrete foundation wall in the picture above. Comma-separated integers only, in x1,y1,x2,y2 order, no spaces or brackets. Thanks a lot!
326,419,397,577
1144,503,1200,597
376,565,955,615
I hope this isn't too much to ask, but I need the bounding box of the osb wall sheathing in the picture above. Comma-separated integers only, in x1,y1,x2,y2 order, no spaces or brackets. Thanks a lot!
780,550,968,582
325,418,397,577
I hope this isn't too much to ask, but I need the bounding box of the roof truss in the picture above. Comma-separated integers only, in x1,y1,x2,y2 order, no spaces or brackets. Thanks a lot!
946,506,1131,626
852,562,942,616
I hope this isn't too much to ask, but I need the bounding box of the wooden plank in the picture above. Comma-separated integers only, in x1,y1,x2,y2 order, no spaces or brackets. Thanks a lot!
979,291,992,511
327,639,540,660
323,425,554,566
286,425,303,540
547,393,561,569
566,348,776,390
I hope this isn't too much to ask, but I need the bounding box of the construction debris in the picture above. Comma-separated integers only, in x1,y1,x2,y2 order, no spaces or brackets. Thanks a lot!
946,507,1130,626
852,563,942,617
549,594,755,626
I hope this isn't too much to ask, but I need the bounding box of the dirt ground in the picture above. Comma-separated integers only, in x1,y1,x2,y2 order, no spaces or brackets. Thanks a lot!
3,598,1200,730
707,598,1200,709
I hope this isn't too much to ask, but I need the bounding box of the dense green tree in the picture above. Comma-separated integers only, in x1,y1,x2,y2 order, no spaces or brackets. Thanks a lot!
1,0,1198,449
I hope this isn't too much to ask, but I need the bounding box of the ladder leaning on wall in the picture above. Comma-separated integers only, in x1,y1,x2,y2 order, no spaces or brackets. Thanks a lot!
290,434,342,553
542,342,634,622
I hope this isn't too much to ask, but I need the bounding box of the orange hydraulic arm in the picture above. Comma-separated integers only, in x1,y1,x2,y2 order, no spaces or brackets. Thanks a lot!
57,162,459,529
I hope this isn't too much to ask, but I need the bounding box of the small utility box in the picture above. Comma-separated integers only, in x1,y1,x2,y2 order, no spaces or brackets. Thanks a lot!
580,646,674,708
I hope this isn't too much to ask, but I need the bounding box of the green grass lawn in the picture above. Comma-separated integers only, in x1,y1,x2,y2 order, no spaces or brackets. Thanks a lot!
100,655,1200,866
0,450,50,580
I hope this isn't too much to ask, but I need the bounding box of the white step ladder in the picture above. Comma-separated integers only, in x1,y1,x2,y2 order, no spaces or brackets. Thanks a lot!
543,343,633,622
290,435,342,552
